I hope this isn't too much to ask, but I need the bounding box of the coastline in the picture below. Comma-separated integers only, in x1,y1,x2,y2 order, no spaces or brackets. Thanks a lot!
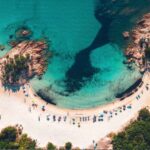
125,13,150,71
0,72,150,148
28,71,150,113
0,11,150,149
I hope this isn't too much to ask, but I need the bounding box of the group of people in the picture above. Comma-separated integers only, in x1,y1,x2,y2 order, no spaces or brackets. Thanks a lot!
22,83,150,127
136,83,149,101
26,101,133,127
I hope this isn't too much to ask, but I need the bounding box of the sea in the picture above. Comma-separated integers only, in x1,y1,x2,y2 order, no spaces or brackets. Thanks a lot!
0,0,149,109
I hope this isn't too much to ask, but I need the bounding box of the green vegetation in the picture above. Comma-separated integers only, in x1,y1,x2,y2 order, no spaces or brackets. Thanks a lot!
0,126,18,149
112,108,150,150
2,54,30,84
0,126,17,142
0,126,36,150
18,134,36,150
0,126,75,150
65,142,72,150
145,47,150,60
47,142,56,150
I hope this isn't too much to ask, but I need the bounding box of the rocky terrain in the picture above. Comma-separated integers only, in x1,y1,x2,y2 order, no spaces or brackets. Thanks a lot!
125,13,150,72
0,40,50,85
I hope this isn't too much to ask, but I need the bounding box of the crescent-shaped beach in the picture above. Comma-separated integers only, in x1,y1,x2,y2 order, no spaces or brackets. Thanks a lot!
0,72,150,149
0,2,150,149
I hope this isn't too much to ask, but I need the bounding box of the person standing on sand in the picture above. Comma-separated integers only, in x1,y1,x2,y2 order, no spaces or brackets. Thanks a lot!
28,107,31,112
38,116,40,122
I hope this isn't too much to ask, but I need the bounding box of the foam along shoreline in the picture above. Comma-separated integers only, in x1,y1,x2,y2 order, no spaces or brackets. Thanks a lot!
0,72,150,148
116,77,143,100
27,72,150,113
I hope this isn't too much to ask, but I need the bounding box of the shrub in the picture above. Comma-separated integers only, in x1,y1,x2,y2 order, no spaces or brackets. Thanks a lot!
18,134,36,150
138,108,150,121
47,142,56,150
0,126,17,142
112,108,150,150
65,142,72,150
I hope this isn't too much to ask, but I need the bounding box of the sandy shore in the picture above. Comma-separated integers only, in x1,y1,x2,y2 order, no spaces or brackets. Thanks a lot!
0,72,150,148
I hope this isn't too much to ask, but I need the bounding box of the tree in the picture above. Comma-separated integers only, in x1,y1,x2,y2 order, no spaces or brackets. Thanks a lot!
0,127,37,150
0,141,19,149
138,108,150,121
46,142,56,150
18,134,36,150
2,54,29,85
0,126,17,142
0,126,74,150
65,142,72,150
0,126,19,149
112,108,150,150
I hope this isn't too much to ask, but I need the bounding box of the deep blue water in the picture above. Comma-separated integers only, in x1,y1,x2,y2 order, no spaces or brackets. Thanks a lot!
0,0,149,108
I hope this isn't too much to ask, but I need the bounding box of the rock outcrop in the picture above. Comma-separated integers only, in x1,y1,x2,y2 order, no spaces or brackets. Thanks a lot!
0,40,50,85
122,31,130,39
15,26,32,38
125,13,150,72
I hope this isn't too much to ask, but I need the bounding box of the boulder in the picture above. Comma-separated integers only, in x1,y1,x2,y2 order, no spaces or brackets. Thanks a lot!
122,31,130,39
0,45,5,51
16,27,32,38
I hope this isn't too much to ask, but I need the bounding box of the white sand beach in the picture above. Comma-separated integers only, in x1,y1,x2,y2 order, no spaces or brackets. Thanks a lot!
0,72,150,148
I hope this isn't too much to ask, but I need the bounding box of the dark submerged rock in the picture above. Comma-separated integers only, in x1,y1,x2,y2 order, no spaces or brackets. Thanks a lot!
0,45,5,51
15,26,32,39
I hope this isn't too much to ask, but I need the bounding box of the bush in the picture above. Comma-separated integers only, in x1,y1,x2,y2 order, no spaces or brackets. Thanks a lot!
0,141,19,149
0,127,37,150
112,108,150,150
18,134,36,150
65,142,72,150
2,54,29,84
0,126,73,150
138,108,150,121
47,142,56,150
0,126,17,142
0,126,19,149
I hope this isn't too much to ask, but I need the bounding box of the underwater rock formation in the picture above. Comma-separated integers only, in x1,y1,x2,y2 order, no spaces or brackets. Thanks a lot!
65,0,150,93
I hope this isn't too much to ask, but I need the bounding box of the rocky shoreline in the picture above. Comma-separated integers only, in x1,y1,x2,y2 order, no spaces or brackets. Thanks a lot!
125,13,150,72
0,40,50,85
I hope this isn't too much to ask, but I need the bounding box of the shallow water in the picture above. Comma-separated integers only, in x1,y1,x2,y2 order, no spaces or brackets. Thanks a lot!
0,0,149,108
31,43,141,108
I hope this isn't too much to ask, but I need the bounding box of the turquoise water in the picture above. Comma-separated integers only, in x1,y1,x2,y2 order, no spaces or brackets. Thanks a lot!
31,44,140,108
0,0,144,108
